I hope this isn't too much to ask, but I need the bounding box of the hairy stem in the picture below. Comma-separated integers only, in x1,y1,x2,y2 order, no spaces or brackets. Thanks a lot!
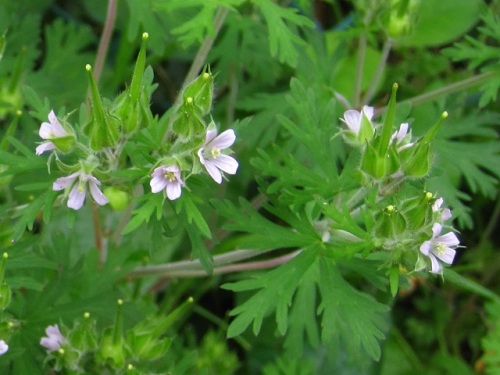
93,0,118,82
376,70,498,114
362,38,393,105
354,33,367,108
129,248,284,278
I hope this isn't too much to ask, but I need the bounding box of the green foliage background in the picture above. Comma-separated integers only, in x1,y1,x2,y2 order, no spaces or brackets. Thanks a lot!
0,0,499,374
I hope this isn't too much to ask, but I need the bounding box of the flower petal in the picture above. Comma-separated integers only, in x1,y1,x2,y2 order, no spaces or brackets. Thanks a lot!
166,181,182,200
420,240,431,256
211,154,238,174
39,122,52,139
204,161,223,184
209,129,236,149
431,223,442,238
204,129,218,145
432,198,443,212
434,247,456,265
67,183,86,210
437,232,460,247
150,175,168,194
428,253,441,274
89,181,109,206
362,105,374,120
0,340,8,355
36,141,55,155
197,148,206,165
441,208,452,221
342,110,361,133
52,172,79,191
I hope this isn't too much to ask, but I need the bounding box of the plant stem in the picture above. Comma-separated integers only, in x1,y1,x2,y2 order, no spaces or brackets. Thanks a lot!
128,248,287,278
93,0,117,82
354,33,367,108
375,70,498,115
362,38,392,105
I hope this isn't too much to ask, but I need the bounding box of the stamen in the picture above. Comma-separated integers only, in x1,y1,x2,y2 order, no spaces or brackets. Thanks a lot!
211,147,221,159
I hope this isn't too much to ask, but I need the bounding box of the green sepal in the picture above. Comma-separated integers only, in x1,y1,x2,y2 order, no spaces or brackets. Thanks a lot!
0,283,11,310
361,142,386,179
402,192,433,229
389,266,400,297
68,313,98,352
51,135,76,153
400,140,431,178
182,66,214,116
378,83,398,157
172,98,206,140
373,205,407,239
85,65,119,150
358,112,375,143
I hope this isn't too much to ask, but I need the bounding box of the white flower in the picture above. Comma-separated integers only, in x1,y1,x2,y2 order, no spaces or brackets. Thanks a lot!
340,105,374,135
40,324,66,351
53,171,109,210
432,197,452,221
150,165,184,200
0,340,8,355
197,129,238,184
390,123,414,151
420,223,459,274
36,110,70,155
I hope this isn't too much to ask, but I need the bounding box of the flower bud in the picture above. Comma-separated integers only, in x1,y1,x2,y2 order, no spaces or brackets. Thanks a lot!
400,140,431,178
172,96,206,140
97,300,125,368
361,143,386,179
104,187,130,211
182,67,214,116
402,191,433,228
85,64,119,150
68,312,98,352
373,205,407,240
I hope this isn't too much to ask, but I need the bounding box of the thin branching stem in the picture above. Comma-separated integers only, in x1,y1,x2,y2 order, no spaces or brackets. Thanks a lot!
93,0,118,82
354,33,367,108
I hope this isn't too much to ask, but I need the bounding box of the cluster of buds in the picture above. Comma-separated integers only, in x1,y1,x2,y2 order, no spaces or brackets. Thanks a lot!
39,298,192,373
340,84,446,184
34,33,238,211
335,86,461,279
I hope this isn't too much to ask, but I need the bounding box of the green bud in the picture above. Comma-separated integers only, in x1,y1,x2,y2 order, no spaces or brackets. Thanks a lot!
68,312,98,352
85,64,120,150
377,83,398,157
182,66,214,116
358,112,375,144
0,283,11,310
51,135,76,153
373,205,407,239
104,187,130,211
402,191,433,228
97,300,125,368
172,97,206,140
361,142,386,179
400,140,431,178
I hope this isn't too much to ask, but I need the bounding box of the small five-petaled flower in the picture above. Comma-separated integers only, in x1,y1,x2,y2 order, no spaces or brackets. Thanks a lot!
150,165,184,200
420,223,459,274
197,129,238,184
340,105,374,136
53,171,109,210
35,110,70,155
0,340,8,355
40,324,66,351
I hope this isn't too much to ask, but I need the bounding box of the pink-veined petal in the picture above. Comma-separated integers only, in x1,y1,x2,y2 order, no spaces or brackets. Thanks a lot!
36,141,56,155
197,148,206,164
420,241,431,256
431,223,442,238
89,181,109,206
437,232,460,247
428,253,441,274
204,161,223,184
150,175,168,194
209,129,236,150
39,122,52,139
166,181,182,200
342,110,361,133
434,247,456,265
432,198,443,212
210,154,238,174
204,129,218,145
362,105,374,120
67,183,86,210
52,172,79,191
442,208,452,221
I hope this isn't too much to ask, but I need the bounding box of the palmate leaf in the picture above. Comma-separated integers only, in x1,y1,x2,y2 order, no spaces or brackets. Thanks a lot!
481,301,500,374
318,257,389,361
223,246,319,337
253,0,314,66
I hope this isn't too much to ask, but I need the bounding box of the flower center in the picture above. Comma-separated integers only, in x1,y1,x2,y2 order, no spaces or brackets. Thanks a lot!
165,171,176,182
435,243,446,255
210,147,221,159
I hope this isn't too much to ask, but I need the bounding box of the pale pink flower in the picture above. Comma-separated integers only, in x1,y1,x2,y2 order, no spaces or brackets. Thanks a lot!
340,105,374,135
36,110,69,155
150,165,184,200
197,129,238,184
40,324,66,351
53,171,109,210
390,123,414,151
420,223,459,274
0,340,8,355
432,197,452,221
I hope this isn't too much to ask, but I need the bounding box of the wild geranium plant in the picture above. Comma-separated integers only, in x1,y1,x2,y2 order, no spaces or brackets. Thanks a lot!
0,0,499,374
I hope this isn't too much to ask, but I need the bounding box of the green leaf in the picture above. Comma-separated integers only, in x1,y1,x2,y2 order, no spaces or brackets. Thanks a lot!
122,193,164,235
253,0,314,66
318,257,389,361
177,192,211,238
224,247,319,337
